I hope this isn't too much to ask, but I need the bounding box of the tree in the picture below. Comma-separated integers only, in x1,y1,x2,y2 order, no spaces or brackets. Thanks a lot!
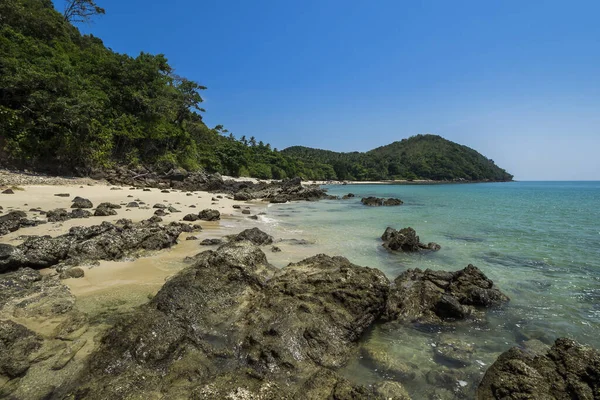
249,136,257,147
63,0,105,23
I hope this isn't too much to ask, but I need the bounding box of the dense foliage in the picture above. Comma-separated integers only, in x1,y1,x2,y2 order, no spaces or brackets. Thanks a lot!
283,135,513,181
0,0,512,182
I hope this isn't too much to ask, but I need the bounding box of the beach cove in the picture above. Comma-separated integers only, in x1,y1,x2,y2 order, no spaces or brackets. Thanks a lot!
0,173,598,399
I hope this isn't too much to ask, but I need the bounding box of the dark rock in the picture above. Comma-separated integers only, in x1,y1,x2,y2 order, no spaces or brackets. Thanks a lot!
0,211,45,236
186,236,199,241
182,213,199,222
59,267,85,279
126,202,139,208
342,193,355,199
477,338,600,400
0,221,184,273
231,227,274,246
381,227,441,252
433,337,474,367
361,197,403,206
153,203,167,209
71,197,93,209
154,209,167,216
232,204,241,209
161,190,170,193
2,189,15,194
69,208,92,219
248,215,258,220
0,320,43,378
147,216,162,223
200,238,222,246
386,264,509,324
198,209,220,221
54,193,70,197
241,209,251,214
94,206,117,217
97,202,121,209
167,206,180,213
271,246,281,253
65,243,390,399
234,189,254,201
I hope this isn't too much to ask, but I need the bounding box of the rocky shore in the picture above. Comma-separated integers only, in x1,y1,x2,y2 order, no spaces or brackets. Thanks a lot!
0,170,598,400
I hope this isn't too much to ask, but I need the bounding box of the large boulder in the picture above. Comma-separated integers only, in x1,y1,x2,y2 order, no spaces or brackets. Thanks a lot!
386,264,509,324
71,197,93,209
0,220,184,273
477,338,600,400
381,227,441,252
60,243,391,399
198,209,220,221
361,197,404,206
231,228,274,246
0,320,43,379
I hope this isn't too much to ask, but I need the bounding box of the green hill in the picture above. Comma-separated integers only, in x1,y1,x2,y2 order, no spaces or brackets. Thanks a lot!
0,1,512,183
282,135,513,181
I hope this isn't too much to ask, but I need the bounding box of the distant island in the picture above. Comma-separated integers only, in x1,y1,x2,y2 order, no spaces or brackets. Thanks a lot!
0,0,512,183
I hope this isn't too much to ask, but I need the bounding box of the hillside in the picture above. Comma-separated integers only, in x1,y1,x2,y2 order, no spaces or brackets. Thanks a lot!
283,135,513,181
0,1,512,183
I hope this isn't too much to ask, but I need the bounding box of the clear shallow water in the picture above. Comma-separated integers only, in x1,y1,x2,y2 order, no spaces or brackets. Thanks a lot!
258,182,600,398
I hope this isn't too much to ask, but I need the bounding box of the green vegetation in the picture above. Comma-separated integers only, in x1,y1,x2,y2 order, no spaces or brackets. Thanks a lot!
0,0,512,182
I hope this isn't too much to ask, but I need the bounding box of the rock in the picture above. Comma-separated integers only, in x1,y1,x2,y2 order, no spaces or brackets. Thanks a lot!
126,202,139,208
51,339,87,370
234,189,254,201
231,228,274,246
342,193,356,199
433,337,474,367
153,203,167,209
2,189,15,194
186,236,199,241
386,264,509,324
361,342,417,381
361,197,403,206
59,267,85,279
200,238,222,246
97,202,121,209
71,197,93,209
54,193,70,197
0,221,184,273
67,243,390,399
198,209,220,221
232,204,241,209
183,213,199,222
167,206,180,213
241,209,251,214
161,190,170,193
0,320,43,378
94,206,117,217
69,208,92,219
0,211,45,236
248,215,258,220
154,209,167,216
271,246,281,253
477,338,600,400
373,381,412,400
381,227,441,252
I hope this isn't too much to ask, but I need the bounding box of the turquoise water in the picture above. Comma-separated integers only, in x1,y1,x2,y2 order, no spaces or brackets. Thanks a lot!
259,182,600,398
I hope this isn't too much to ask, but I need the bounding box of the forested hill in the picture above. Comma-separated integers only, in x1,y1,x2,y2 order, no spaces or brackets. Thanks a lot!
0,1,512,182
282,135,513,181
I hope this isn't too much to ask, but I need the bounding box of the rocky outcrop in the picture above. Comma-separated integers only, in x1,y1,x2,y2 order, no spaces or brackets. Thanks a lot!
71,197,93,209
0,211,45,236
381,227,441,252
361,196,404,206
0,320,43,379
477,338,600,400
59,242,391,399
386,264,509,324
100,167,330,203
0,220,184,273
230,227,274,245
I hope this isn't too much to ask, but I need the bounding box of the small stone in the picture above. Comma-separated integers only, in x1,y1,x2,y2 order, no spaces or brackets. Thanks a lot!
153,204,167,209
186,236,199,241
242,210,251,214
126,202,139,208
271,246,282,253
59,267,85,279
54,193,70,197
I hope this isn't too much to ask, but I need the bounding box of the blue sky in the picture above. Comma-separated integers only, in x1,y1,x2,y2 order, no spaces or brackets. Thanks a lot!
58,0,599,180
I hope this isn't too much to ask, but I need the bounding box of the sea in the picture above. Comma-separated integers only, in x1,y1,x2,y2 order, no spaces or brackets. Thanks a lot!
257,181,600,398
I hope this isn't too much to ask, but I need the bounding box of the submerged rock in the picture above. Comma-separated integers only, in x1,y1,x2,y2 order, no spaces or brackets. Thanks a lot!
477,338,600,400
61,243,391,399
386,264,509,324
0,320,43,378
200,238,222,246
0,221,183,273
361,196,404,206
381,227,441,252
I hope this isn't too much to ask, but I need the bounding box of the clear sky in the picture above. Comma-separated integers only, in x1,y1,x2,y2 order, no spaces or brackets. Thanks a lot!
56,0,599,180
